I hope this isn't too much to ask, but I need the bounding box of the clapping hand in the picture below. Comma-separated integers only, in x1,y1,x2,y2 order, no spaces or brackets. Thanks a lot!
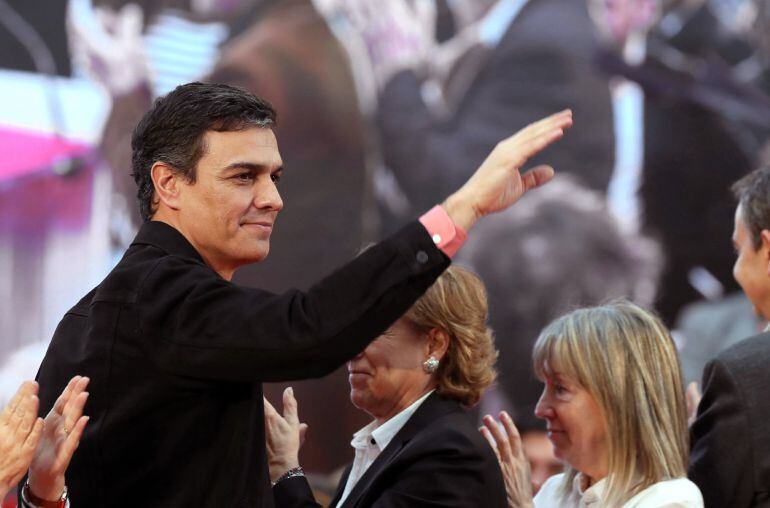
264,387,308,484
28,376,90,502
0,381,44,498
480,411,534,508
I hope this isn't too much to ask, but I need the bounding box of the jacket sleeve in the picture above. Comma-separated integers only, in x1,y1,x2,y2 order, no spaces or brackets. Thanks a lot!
272,476,323,508
688,357,754,507
140,221,450,382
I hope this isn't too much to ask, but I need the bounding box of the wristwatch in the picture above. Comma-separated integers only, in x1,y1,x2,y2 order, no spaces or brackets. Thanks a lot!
21,480,68,508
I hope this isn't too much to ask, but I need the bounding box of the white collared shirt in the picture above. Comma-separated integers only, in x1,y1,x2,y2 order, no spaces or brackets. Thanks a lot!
534,472,703,507
335,390,435,507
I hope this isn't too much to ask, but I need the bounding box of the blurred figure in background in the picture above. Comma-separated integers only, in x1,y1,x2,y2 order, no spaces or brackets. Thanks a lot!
591,0,770,323
674,291,761,385
459,175,661,423
313,0,616,231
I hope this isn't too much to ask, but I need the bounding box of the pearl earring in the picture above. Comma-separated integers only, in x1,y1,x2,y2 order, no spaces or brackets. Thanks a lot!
423,356,439,374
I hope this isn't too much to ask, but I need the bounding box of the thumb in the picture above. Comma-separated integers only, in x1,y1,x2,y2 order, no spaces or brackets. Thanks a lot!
520,165,554,193
299,423,309,447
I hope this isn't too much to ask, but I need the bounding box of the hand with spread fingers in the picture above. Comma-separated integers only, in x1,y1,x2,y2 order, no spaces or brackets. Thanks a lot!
0,381,44,498
481,411,534,508
264,387,308,484
443,109,573,232
28,376,90,502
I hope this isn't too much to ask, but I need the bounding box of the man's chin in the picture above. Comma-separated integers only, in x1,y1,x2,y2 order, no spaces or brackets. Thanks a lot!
243,241,271,263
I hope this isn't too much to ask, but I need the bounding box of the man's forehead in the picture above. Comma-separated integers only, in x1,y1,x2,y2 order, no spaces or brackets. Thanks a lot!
202,127,283,168
203,126,278,146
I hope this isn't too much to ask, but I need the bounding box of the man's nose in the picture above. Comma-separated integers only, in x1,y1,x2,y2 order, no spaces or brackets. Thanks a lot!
254,178,283,211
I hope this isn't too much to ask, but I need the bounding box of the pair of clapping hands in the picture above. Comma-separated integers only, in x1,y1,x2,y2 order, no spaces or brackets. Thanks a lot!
0,376,89,502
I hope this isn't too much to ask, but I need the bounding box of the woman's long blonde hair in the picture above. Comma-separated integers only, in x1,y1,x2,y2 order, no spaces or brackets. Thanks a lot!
533,301,689,506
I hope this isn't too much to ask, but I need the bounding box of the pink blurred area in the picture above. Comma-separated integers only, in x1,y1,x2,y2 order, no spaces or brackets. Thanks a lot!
0,124,95,231
0,124,90,182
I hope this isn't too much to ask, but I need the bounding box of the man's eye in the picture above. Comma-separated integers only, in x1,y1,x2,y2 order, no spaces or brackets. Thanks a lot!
236,173,254,182
271,173,281,184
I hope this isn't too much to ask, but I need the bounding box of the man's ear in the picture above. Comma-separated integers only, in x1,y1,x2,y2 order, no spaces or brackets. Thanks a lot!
426,328,450,362
151,162,183,211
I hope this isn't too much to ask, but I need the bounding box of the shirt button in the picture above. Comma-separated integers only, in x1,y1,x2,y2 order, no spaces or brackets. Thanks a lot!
431,233,442,244
370,438,376,445
416,251,429,264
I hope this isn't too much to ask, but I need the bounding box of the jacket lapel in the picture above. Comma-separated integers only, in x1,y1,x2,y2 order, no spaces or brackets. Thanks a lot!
338,393,462,508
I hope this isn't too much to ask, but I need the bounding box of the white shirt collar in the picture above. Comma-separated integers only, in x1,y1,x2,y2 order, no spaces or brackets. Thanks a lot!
337,390,435,507
352,390,435,452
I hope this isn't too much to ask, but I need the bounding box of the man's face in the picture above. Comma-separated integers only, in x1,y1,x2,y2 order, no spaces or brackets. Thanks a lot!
175,127,283,277
733,204,770,318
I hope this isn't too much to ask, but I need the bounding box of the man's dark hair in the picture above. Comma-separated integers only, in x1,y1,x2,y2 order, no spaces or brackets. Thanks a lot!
131,82,277,220
732,166,770,250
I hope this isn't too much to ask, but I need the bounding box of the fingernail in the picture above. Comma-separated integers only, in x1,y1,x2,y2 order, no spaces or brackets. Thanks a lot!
287,387,293,397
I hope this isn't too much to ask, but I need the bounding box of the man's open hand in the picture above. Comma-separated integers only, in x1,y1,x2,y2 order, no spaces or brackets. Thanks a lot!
443,110,573,231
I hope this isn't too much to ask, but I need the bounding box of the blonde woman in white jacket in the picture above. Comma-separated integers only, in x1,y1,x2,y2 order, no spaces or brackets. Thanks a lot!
482,301,703,508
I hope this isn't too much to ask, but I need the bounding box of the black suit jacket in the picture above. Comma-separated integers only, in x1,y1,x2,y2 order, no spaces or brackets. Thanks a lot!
689,332,770,507
33,220,449,508
274,393,507,507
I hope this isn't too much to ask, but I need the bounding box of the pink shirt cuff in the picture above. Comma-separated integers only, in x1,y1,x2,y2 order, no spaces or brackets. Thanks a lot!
418,205,467,259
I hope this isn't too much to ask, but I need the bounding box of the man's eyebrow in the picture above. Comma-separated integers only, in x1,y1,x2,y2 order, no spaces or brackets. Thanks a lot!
220,161,284,173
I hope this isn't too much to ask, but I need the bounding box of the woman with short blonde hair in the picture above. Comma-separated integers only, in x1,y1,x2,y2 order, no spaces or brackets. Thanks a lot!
483,301,702,507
